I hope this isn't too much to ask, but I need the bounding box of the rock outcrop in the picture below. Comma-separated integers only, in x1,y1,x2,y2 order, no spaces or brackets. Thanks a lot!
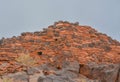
0,21,120,82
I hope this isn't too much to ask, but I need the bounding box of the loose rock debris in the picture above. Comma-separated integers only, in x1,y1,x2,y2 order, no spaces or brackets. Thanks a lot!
0,21,120,82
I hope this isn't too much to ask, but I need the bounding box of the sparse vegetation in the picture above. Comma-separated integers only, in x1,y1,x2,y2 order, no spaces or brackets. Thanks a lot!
15,53,36,67
3,78,13,82
15,53,37,82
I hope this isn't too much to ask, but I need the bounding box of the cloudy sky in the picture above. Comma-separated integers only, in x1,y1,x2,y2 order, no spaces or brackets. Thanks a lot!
0,0,120,41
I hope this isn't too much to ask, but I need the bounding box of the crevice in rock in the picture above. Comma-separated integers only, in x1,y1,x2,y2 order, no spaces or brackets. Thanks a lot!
115,68,120,82
79,64,82,73
79,64,90,78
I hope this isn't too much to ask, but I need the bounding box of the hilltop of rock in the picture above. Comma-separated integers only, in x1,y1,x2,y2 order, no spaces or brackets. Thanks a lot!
0,21,120,82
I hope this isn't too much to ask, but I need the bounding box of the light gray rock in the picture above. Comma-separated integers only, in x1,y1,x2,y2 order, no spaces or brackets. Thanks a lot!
1,61,119,82
2,72,28,82
64,61,80,72
37,77,44,82
27,67,41,75
80,62,120,82
29,73,45,82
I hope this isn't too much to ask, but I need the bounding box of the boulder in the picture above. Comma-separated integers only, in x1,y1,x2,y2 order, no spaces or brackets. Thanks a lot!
79,62,120,82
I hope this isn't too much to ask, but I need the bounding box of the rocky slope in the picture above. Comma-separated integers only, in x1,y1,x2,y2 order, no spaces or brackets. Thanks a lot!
0,21,120,82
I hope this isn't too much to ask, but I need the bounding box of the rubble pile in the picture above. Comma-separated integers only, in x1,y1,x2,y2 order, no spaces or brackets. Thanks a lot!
0,21,120,82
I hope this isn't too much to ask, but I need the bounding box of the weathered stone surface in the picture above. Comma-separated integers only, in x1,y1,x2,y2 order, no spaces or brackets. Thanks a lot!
1,62,120,82
116,68,120,82
30,73,45,82
64,61,80,72
2,72,28,82
0,21,120,82
27,67,41,75
0,78,3,82
80,62,120,82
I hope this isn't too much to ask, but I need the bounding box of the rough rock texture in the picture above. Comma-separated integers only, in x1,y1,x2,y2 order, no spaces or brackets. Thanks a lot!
1,61,101,82
0,21,120,82
80,63,120,82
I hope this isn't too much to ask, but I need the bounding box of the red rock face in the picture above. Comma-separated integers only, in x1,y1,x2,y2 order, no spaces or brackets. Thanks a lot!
0,21,120,76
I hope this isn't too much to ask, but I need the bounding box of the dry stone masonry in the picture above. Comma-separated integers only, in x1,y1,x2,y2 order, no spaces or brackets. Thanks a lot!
0,21,120,82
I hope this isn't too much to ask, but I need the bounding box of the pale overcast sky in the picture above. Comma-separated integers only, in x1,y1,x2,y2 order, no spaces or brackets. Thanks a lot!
0,0,120,41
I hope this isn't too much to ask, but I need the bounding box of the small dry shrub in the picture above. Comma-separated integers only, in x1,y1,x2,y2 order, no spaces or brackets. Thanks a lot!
2,78,13,82
16,53,36,67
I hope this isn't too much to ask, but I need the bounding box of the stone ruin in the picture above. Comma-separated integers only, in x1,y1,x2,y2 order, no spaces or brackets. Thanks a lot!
0,21,120,82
